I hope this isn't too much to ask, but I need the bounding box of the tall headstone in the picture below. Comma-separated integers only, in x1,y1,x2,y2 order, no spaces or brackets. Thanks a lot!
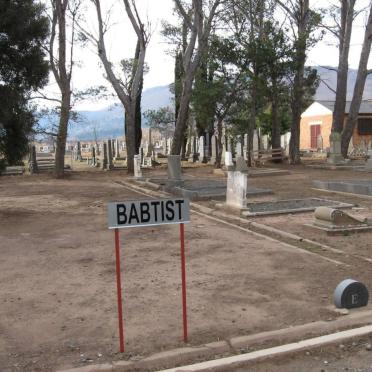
221,135,226,166
317,134,323,150
29,145,38,174
328,132,344,164
107,140,113,169
133,155,142,178
235,136,242,157
226,171,247,208
167,138,172,155
210,135,217,165
199,136,205,162
253,130,259,158
262,135,269,151
167,155,182,182
101,142,108,170
243,134,248,160
225,151,233,168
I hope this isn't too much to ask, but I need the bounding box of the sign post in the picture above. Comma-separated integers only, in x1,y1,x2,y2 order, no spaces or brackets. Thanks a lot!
108,198,190,352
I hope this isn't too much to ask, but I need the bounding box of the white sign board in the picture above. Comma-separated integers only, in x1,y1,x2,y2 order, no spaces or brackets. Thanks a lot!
108,198,190,229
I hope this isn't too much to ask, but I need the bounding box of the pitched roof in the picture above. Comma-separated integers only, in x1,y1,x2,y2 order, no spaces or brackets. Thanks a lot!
317,100,372,114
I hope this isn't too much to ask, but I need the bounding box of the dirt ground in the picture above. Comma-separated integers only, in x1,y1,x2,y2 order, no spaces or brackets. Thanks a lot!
1,163,372,371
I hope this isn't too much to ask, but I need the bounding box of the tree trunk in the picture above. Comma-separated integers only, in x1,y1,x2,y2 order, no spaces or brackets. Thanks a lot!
332,0,356,133
126,107,136,173
215,118,223,168
341,5,372,156
54,91,70,178
171,75,193,154
271,82,281,150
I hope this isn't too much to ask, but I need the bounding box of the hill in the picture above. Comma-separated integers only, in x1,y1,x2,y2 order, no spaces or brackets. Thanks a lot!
38,67,372,140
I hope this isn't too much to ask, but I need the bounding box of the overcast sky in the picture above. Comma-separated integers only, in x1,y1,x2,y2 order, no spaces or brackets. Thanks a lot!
44,0,372,110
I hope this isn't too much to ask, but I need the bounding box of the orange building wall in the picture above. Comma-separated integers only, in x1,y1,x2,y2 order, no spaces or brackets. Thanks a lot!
300,114,332,150
352,116,372,146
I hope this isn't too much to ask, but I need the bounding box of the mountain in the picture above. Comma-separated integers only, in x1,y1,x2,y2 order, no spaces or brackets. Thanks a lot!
38,67,372,140
315,66,372,101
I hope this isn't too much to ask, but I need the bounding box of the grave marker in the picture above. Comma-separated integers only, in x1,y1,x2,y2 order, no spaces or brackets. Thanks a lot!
334,279,369,309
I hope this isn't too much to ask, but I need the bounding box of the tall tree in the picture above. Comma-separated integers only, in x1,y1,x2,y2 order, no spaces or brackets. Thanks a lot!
49,0,81,178
0,0,49,165
83,0,149,173
341,3,372,156
171,0,222,155
324,1,356,133
276,0,321,164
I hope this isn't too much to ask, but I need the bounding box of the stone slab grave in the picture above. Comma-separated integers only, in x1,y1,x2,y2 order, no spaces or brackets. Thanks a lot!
241,198,354,217
0,166,24,176
305,206,372,235
313,180,372,197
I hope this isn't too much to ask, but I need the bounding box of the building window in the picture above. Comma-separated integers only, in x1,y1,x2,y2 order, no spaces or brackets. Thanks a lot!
358,118,372,135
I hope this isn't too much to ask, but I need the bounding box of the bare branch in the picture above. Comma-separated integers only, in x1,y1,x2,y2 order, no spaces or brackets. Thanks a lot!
319,78,337,94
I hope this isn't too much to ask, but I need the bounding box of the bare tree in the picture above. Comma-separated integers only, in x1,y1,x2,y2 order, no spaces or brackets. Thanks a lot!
341,3,372,156
49,0,81,178
276,0,321,164
171,0,222,155
83,0,149,173
324,1,356,133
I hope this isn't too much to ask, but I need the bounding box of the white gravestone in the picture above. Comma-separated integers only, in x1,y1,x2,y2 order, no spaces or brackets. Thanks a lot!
225,151,233,167
226,171,247,208
199,136,205,162
133,155,142,178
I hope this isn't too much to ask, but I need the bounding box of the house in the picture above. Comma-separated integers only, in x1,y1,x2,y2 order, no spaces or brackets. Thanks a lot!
300,100,372,150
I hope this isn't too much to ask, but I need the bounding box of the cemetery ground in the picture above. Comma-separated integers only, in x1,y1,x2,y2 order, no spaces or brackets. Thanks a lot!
2,163,372,371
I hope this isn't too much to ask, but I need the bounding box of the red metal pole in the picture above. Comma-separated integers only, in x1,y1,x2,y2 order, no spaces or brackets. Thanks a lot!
180,223,188,343
114,228,125,352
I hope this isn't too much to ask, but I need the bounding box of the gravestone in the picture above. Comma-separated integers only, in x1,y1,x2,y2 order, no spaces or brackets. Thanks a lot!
226,171,247,208
107,140,113,169
29,145,38,174
167,138,172,155
221,136,226,165
236,156,248,172
225,151,233,169
101,142,108,170
235,136,242,157
334,279,369,309
133,155,142,178
262,135,269,151
328,132,344,164
167,155,182,182
210,135,217,165
199,136,205,163
243,134,248,160
253,131,259,157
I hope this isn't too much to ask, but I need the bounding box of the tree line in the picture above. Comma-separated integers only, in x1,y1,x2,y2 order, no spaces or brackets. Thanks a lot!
1,0,371,176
